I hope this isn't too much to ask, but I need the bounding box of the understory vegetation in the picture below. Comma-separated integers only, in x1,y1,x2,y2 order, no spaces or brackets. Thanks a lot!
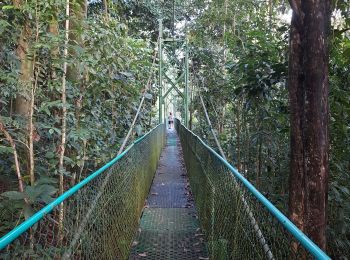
0,0,349,258
0,0,157,237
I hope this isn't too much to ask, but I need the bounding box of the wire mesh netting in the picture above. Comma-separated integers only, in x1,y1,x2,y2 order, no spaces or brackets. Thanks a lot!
0,124,165,259
175,120,322,260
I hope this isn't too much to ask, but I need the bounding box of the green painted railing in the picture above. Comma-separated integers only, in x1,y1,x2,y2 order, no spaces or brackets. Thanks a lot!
175,119,330,260
0,124,166,259
1,119,331,259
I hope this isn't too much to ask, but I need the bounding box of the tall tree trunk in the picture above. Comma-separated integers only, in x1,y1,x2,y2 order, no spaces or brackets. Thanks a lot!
13,0,35,185
28,0,41,187
288,0,306,236
67,0,87,82
58,0,70,242
49,7,59,77
71,0,87,185
28,78,36,186
244,113,250,175
60,0,69,200
288,0,330,250
62,0,87,186
14,0,32,117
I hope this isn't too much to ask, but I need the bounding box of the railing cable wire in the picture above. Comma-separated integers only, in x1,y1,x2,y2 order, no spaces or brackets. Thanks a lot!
117,43,159,154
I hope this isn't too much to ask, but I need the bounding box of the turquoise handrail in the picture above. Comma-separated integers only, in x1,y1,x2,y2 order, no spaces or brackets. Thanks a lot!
0,124,164,250
177,119,330,260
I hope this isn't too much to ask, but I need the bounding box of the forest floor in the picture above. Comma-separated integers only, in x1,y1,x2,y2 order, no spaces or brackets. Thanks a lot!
129,129,208,259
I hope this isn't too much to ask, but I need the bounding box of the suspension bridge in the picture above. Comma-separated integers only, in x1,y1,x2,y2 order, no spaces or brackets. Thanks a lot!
0,119,330,259
0,6,332,258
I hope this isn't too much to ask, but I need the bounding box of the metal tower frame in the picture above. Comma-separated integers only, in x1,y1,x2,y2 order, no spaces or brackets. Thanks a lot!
158,19,189,127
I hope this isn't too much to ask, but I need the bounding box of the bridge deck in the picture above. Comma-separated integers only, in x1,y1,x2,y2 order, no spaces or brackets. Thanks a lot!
129,129,208,259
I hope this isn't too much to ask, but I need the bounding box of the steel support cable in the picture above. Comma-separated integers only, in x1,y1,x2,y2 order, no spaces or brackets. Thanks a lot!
199,94,226,160
117,45,159,154
63,44,159,259
198,92,274,260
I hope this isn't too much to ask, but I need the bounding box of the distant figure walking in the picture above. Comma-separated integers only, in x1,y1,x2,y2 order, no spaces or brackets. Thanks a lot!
168,112,174,129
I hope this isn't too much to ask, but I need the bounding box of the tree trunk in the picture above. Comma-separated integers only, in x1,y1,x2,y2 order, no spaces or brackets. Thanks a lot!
13,1,35,185
0,122,24,193
70,0,87,139
268,0,273,26
73,0,88,186
14,19,32,116
189,84,194,130
256,138,262,189
13,0,32,115
58,0,70,242
189,105,193,130
219,107,225,134
288,0,330,250
67,0,87,82
236,99,241,172
28,79,36,186
244,113,250,175
64,0,87,186
103,0,108,21
49,8,59,78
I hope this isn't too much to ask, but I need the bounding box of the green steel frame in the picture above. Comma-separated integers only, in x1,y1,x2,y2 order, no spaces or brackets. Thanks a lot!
158,19,189,127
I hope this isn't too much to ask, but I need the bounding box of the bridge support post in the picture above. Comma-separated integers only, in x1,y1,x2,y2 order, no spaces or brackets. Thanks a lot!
158,19,163,124
184,37,189,127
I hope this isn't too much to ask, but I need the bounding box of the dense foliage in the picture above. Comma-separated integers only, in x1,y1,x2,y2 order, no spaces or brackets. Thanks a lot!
0,0,349,258
0,0,157,236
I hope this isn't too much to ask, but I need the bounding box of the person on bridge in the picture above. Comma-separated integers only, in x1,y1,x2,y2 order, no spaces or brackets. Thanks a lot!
168,112,174,129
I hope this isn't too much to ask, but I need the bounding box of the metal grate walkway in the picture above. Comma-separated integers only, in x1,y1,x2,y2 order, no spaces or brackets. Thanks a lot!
129,129,208,259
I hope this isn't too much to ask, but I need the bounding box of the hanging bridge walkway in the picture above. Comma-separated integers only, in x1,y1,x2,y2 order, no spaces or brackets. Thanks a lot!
0,120,330,259
129,129,207,259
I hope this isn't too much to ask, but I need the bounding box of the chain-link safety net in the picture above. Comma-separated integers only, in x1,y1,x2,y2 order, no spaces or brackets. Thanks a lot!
175,119,329,260
0,124,165,259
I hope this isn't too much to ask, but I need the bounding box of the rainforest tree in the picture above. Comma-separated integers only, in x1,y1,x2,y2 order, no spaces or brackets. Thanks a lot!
288,0,331,250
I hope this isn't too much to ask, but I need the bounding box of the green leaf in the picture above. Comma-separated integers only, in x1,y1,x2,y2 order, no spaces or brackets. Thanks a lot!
40,194,55,204
37,185,57,196
2,5,14,10
24,204,34,220
45,151,55,159
343,47,350,59
25,186,39,202
0,145,13,154
35,177,57,186
25,184,58,203
1,191,25,200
